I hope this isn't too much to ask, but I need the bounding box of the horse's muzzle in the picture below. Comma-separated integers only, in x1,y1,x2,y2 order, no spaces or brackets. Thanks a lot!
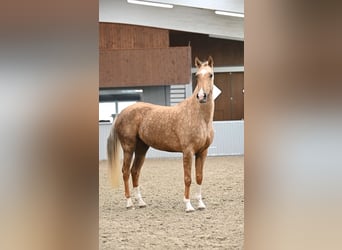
197,92,207,103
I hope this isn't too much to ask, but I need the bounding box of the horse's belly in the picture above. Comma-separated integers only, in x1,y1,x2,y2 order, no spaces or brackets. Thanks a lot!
139,126,182,152
150,143,181,153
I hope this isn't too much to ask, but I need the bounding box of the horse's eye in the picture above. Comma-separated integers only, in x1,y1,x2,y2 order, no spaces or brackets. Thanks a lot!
209,73,213,78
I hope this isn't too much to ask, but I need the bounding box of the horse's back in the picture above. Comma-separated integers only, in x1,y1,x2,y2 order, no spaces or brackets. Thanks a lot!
116,101,153,122
114,102,153,140
115,102,170,137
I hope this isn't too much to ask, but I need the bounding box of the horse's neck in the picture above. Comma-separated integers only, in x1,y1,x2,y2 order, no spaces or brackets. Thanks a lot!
187,94,214,124
200,99,214,124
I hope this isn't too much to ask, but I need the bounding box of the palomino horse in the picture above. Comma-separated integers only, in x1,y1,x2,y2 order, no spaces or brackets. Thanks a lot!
107,56,214,212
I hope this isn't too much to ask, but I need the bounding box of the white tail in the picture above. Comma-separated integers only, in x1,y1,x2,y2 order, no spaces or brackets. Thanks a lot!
107,121,121,188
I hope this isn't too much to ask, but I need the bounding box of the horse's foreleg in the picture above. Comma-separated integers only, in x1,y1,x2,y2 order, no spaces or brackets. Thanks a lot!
195,149,208,210
183,151,195,212
122,150,134,208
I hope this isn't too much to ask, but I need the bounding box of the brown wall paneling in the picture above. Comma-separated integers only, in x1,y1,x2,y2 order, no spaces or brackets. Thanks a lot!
213,73,232,121
231,72,244,120
100,47,191,87
169,31,244,66
99,22,169,50
208,72,244,121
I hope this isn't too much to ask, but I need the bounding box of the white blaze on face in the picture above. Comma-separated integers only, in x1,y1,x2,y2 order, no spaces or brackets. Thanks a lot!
199,68,208,76
198,67,213,80
198,87,205,99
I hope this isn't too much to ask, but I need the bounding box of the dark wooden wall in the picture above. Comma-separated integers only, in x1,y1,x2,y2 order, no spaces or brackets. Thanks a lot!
171,31,244,121
100,47,191,87
99,23,169,49
170,31,243,67
214,73,244,120
99,23,191,87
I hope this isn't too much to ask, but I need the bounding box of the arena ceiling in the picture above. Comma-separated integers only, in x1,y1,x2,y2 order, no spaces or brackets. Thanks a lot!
99,0,244,41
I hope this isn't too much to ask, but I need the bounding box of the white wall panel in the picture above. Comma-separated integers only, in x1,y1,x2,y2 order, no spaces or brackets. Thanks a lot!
99,123,112,160
99,120,244,160
209,120,244,156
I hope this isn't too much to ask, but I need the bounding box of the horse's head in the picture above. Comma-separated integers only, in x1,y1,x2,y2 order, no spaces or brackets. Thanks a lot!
194,56,214,104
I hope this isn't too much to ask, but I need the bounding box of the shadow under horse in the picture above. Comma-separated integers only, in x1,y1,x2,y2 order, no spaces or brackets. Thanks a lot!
107,56,215,212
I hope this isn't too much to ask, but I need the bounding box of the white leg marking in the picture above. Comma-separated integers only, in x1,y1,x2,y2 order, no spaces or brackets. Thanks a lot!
183,197,195,212
133,186,146,207
126,197,133,209
195,185,206,210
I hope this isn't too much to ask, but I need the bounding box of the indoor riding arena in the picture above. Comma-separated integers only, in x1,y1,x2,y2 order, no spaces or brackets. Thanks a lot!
99,156,243,249
99,1,244,249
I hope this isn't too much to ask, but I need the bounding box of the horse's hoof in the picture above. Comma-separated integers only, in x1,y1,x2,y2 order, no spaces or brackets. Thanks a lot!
184,198,195,212
197,200,206,210
185,203,195,212
138,201,147,208
126,198,134,209
185,207,195,213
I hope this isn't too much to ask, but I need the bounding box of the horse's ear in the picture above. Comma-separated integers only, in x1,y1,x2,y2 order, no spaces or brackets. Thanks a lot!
195,57,202,68
208,56,214,67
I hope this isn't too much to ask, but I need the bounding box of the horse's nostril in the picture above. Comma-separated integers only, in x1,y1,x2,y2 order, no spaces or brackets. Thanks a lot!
197,93,207,103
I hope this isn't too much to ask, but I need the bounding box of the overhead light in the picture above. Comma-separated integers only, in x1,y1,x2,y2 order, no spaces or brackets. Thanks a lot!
209,34,243,41
214,10,244,18
127,0,173,9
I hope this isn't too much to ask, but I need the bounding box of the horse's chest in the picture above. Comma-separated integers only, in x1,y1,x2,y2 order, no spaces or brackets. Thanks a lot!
190,123,213,148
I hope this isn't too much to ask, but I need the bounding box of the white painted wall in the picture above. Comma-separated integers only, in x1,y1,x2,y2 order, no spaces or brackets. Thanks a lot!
99,120,244,160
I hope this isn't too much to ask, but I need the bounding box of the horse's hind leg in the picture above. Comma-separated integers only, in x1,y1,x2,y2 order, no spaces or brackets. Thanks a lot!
195,149,208,210
122,150,134,208
131,139,149,207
